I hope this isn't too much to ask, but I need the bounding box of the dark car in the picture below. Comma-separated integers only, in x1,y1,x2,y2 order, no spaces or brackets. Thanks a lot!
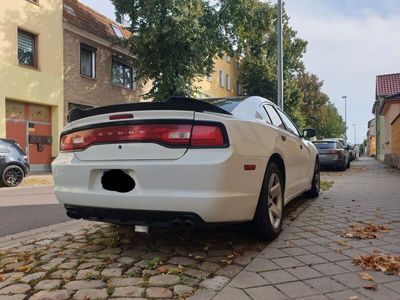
348,144,357,161
313,139,350,171
0,139,30,187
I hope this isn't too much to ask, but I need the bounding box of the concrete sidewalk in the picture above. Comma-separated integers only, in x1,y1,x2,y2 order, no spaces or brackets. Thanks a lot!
214,158,400,300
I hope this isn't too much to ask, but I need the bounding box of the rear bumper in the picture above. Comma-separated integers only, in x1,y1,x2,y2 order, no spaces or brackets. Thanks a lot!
319,154,345,166
64,205,227,227
52,150,266,223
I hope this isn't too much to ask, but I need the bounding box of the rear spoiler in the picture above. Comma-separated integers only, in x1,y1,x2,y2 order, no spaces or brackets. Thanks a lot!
67,97,231,123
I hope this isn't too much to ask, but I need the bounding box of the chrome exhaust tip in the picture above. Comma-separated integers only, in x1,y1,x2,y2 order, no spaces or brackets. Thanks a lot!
134,225,149,233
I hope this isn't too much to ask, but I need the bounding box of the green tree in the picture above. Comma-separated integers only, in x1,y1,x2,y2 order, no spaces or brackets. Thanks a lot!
219,0,307,127
316,103,345,139
296,72,345,139
112,0,224,101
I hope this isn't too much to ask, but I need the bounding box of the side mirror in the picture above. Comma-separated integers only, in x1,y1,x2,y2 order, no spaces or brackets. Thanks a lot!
303,128,316,139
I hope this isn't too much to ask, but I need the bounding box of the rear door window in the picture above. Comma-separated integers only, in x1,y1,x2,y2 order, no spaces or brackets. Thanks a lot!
276,108,300,137
264,105,285,129
337,141,345,149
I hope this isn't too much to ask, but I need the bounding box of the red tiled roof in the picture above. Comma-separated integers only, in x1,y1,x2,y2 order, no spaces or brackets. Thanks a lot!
63,0,131,42
376,73,400,98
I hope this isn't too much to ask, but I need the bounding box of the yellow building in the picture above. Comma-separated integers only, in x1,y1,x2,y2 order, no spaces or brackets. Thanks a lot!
196,54,241,98
367,118,376,157
378,93,400,169
0,0,63,172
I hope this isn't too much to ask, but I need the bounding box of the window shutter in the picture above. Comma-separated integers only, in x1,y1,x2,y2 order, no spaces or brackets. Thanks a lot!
18,30,35,66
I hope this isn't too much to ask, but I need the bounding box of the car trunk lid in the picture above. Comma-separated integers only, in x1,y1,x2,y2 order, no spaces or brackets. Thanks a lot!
65,110,195,161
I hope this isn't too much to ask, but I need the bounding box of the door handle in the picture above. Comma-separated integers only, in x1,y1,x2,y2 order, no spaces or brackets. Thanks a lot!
281,135,286,141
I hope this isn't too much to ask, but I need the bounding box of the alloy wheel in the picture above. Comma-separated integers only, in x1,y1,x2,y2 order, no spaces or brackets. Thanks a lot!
314,161,320,193
3,166,24,187
267,173,283,229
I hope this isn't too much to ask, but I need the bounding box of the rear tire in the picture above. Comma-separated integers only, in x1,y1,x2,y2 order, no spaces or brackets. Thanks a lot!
253,162,284,241
1,165,24,187
305,158,320,198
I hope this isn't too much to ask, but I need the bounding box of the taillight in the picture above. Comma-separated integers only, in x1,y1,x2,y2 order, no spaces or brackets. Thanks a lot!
327,149,343,155
61,124,192,151
191,125,225,147
60,123,227,152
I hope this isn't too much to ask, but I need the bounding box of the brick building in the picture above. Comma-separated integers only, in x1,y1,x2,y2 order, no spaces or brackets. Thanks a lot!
62,0,148,121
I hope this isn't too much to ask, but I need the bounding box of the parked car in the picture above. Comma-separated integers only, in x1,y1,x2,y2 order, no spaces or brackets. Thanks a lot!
0,139,30,187
313,139,350,171
52,96,320,240
348,144,357,161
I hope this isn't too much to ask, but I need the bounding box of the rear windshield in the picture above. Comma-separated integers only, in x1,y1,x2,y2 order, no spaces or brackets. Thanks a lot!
2,140,26,155
201,97,244,112
313,141,337,149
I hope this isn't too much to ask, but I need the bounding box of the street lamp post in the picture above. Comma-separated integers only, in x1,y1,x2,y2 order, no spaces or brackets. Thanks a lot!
342,96,347,142
277,0,283,110
353,123,357,145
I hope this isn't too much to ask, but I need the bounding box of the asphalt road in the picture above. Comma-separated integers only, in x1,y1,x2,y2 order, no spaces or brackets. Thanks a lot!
0,185,70,236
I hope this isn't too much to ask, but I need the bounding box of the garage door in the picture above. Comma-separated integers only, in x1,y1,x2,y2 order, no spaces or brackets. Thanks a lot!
5,100,52,168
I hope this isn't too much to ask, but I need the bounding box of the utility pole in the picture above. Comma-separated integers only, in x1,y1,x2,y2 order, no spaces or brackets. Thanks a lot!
342,96,347,142
277,0,283,110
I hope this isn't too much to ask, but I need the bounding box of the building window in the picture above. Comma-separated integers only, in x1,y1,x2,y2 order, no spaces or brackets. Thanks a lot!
219,70,225,88
225,74,231,91
18,29,37,68
236,80,241,95
80,44,96,78
112,59,134,89
111,24,124,38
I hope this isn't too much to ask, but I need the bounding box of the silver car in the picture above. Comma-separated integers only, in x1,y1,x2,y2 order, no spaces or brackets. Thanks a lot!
313,140,350,171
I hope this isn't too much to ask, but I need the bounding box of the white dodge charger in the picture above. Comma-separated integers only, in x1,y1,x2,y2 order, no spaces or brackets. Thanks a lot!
52,96,320,240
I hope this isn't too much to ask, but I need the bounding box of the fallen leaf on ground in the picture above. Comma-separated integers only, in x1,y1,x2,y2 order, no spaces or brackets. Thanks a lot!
359,273,374,281
16,264,31,273
342,223,390,239
363,284,377,290
350,166,368,173
353,254,400,275
285,240,295,247
336,240,348,246
348,296,358,300
157,266,169,274
0,275,5,282
221,259,233,265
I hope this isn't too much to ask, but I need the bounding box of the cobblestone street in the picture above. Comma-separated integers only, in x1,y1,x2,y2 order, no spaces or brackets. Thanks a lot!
0,158,399,300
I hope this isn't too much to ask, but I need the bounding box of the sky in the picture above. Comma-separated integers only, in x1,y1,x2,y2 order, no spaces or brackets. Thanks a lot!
80,0,400,144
